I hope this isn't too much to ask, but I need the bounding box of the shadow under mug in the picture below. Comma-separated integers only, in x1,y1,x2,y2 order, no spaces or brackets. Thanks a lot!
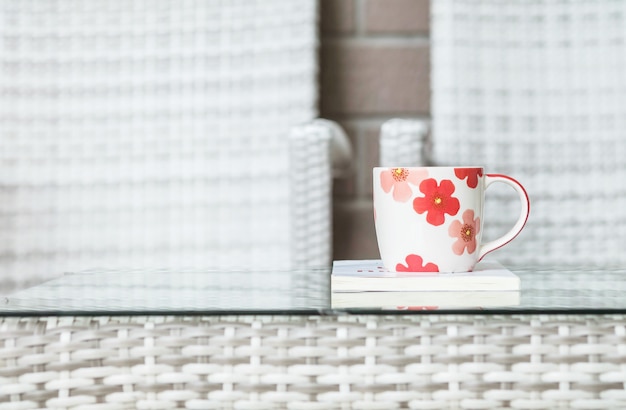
373,166,530,273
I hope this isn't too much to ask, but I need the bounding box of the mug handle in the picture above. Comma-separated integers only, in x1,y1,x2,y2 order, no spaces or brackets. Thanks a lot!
477,174,530,262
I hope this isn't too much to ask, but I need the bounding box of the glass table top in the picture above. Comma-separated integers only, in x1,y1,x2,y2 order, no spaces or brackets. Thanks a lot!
2,261,626,315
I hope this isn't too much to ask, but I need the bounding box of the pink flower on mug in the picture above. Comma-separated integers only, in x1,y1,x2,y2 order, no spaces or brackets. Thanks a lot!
449,209,481,255
454,168,483,188
380,167,428,202
412,178,460,226
396,254,439,273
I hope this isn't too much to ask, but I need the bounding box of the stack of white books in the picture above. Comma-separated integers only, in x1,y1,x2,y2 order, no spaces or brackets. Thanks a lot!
331,259,520,309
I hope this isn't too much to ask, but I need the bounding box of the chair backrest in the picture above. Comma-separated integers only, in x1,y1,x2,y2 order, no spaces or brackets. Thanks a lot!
429,0,626,266
0,0,319,291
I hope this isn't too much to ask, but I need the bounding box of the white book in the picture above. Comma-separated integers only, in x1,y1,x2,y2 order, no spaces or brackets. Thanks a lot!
331,290,520,309
331,259,520,292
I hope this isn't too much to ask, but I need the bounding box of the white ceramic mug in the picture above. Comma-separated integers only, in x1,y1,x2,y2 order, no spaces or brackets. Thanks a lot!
373,166,530,272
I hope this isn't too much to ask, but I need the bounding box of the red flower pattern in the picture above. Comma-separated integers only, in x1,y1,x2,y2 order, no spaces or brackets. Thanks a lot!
454,168,483,188
412,178,460,226
380,167,428,202
448,209,481,255
395,254,439,273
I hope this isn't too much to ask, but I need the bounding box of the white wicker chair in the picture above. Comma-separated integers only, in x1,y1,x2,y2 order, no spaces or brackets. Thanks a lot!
380,0,626,267
0,0,351,293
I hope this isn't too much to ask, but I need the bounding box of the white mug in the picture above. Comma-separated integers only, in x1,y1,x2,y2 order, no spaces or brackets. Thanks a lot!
373,166,530,272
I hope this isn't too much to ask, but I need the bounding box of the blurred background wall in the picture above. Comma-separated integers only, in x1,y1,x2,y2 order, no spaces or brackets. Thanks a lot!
319,0,431,261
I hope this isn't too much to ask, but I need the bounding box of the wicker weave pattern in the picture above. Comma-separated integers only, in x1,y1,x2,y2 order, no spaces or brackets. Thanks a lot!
1,314,626,409
383,1,626,266
380,119,431,168
430,0,626,266
0,0,327,290
290,122,334,269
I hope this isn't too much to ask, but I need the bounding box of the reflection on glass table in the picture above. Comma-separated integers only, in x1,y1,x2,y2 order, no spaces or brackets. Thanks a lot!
2,263,626,314
1,267,330,314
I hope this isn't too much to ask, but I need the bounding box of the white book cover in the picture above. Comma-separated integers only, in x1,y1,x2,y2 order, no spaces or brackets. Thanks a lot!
331,259,520,292
331,290,520,309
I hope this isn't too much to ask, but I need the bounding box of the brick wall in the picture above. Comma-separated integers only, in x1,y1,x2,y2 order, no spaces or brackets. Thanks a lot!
320,0,431,260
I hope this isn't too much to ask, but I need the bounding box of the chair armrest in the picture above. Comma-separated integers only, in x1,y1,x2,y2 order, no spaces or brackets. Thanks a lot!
305,119,353,178
379,118,430,167
288,119,353,268
288,118,353,180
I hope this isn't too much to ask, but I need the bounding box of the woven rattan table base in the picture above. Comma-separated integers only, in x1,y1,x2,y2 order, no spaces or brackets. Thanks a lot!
2,314,626,409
